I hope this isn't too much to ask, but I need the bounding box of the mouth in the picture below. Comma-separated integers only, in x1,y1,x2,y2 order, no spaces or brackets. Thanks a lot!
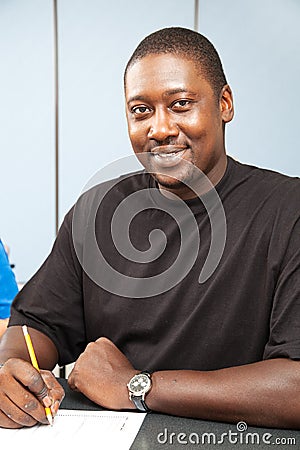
151,146,189,168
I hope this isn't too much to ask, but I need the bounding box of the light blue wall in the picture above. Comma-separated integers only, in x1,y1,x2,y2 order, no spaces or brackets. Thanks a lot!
0,0,55,282
199,0,300,176
1,1,299,282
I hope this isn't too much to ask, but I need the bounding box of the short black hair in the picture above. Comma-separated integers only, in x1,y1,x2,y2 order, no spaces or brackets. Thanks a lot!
124,27,228,98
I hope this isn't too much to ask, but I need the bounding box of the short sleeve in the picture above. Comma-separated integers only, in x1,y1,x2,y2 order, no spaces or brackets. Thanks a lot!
263,214,300,360
9,208,86,366
0,239,19,319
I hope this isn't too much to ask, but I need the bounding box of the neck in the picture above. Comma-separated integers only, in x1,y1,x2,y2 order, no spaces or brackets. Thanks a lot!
158,154,228,200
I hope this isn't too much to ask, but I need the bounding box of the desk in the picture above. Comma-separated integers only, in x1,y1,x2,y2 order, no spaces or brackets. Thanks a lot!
58,379,300,449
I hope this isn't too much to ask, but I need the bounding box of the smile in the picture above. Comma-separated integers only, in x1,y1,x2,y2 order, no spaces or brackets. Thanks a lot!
151,147,188,168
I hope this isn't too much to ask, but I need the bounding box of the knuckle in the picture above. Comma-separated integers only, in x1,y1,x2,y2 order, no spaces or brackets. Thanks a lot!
30,371,41,385
0,407,36,428
28,371,42,390
21,413,37,427
41,370,55,388
58,385,65,398
5,357,20,371
24,398,39,412
0,414,21,429
70,369,81,390
86,342,96,351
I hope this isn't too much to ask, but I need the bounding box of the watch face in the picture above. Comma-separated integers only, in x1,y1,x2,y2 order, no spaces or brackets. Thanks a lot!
128,373,151,396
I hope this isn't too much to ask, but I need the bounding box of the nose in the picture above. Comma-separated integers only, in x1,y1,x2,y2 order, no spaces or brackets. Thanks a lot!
147,108,179,141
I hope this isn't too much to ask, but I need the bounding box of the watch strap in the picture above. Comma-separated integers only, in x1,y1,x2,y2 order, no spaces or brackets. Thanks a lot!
141,370,151,377
131,396,151,412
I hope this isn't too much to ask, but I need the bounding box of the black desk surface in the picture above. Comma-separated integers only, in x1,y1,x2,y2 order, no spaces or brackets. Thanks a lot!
59,379,300,449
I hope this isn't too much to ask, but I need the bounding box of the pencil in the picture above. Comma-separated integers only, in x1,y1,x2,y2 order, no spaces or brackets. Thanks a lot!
22,325,53,426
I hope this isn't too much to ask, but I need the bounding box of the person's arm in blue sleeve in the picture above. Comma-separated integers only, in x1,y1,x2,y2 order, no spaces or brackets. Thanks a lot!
0,239,18,337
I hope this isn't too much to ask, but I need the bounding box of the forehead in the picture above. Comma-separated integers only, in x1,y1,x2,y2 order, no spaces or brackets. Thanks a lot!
125,54,212,100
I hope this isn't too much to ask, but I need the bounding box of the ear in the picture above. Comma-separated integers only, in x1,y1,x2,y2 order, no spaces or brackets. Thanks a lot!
220,85,234,123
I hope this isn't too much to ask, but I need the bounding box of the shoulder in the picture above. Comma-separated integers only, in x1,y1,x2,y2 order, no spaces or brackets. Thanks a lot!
65,169,151,229
225,157,300,235
75,169,150,210
230,156,298,185
229,156,299,205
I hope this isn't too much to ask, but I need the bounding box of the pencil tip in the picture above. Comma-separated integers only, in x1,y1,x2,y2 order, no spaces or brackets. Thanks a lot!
47,414,53,426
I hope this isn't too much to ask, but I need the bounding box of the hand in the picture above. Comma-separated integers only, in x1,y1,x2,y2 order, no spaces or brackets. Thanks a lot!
68,337,137,410
0,358,65,428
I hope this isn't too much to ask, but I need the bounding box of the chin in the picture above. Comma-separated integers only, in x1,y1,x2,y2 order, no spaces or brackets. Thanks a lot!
154,175,185,190
153,165,197,189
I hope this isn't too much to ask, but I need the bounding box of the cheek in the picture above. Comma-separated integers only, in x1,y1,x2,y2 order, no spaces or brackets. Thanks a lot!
181,110,220,143
128,123,147,152
178,109,208,137
180,117,206,143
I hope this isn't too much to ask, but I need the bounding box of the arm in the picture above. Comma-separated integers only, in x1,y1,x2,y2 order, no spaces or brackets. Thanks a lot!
0,325,58,368
147,358,300,429
0,318,9,339
0,326,64,428
68,337,300,429
0,208,85,429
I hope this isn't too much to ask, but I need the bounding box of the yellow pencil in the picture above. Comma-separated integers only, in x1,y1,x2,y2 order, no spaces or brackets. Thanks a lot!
22,325,53,426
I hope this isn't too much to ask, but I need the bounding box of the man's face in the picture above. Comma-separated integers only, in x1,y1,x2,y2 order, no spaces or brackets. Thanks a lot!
125,53,233,199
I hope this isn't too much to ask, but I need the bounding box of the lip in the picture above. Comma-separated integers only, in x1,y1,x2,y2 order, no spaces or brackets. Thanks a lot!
151,145,188,155
150,146,188,168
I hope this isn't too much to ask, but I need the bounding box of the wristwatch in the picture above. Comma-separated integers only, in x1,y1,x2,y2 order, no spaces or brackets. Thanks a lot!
127,371,152,412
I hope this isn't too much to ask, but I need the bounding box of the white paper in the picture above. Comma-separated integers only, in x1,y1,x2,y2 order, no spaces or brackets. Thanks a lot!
1,409,146,450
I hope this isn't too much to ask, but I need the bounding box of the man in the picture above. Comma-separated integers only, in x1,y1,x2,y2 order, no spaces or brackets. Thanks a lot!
0,27,299,429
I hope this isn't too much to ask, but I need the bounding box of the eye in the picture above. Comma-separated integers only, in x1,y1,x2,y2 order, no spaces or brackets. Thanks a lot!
172,99,191,110
131,105,151,115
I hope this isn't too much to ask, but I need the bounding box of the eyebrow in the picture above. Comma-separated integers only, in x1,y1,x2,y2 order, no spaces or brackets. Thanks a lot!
127,88,197,104
163,88,197,97
127,94,146,104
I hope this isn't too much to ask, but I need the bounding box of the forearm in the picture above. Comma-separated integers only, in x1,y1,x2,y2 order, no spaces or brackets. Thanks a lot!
0,319,9,339
0,325,58,370
147,358,300,429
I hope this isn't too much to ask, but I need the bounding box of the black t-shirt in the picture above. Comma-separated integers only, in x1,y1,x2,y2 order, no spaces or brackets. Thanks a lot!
9,156,300,371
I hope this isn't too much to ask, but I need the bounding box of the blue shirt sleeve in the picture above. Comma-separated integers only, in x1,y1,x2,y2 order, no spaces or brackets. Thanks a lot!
0,239,19,319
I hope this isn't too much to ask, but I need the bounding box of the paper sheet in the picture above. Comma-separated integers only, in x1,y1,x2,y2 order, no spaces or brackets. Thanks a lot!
1,409,146,450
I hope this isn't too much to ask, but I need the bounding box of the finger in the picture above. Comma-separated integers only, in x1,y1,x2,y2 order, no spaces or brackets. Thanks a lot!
41,370,65,401
1,362,49,425
35,385,48,401
5,378,49,425
22,369,51,404
0,409,24,429
8,360,52,409
0,360,48,426
4,358,51,404
0,392,37,428
40,370,65,415
67,367,77,391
